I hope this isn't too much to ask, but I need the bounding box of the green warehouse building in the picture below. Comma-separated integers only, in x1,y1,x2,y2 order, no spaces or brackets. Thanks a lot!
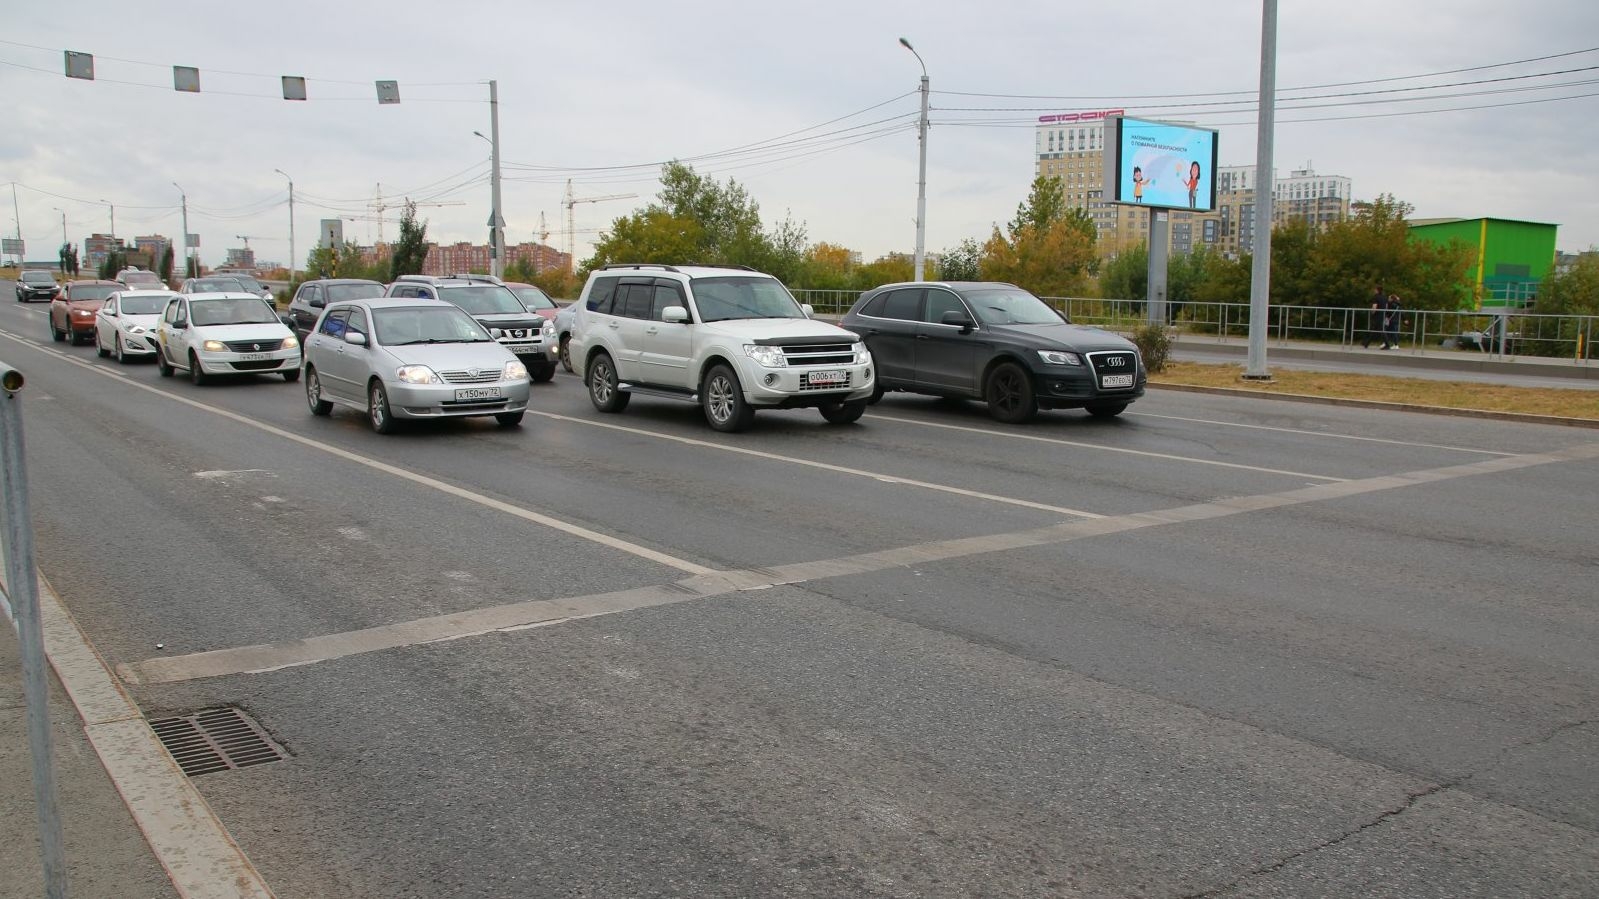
1408,217,1558,310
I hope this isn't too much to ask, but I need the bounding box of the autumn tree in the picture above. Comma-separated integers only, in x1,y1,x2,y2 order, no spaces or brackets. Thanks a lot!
979,176,1097,297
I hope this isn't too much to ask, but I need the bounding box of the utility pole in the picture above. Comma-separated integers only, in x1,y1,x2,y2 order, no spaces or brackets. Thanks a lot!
900,38,929,281
99,199,115,239
10,184,21,266
275,169,296,286
487,80,506,279
174,183,191,280
1245,0,1278,380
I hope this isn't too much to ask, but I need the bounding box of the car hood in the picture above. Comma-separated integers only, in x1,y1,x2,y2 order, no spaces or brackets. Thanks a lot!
699,318,859,343
190,322,295,341
471,313,545,329
381,341,517,370
67,299,106,311
116,313,161,329
983,321,1139,353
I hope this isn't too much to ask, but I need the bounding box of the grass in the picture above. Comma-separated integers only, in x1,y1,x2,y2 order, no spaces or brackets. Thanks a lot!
1150,361,1599,421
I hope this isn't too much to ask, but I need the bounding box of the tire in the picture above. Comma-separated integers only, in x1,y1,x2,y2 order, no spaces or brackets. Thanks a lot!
868,378,885,405
305,367,333,416
495,411,525,428
702,364,755,433
1086,403,1127,419
558,335,573,373
114,337,129,364
586,352,629,413
96,332,110,358
819,400,867,425
51,319,65,342
368,380,397,434
157,345,174,377
531,362,556,383
189,351,210,386
282,369,300,383
984,361,1037,424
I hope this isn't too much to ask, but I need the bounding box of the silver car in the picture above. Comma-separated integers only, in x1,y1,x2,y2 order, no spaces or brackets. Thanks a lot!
302,298,532,433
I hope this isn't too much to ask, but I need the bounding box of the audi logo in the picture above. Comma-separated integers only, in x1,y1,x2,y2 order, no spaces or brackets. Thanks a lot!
1103,356,1127,367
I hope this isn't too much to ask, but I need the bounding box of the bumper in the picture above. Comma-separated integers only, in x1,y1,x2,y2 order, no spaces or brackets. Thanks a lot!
1031,366,1146,408
387,380,532,419
19,290,58,302
117,330,157,355
739,361,875,408
195,349,301,375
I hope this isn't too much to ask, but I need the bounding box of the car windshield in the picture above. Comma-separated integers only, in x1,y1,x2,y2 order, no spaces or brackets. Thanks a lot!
962,288,1067,326
190,278,245,292
70,285,118,302
22,272,55,284
436,285,524,316
691,277,804,322
326,283,385,302
511,286,555,310
373,305,494,345
226,276,265,292
189,297,280,326
121,272,162,285
120,294,169,314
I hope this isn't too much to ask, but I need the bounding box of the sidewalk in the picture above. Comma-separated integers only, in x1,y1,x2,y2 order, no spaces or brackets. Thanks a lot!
1,626,176,899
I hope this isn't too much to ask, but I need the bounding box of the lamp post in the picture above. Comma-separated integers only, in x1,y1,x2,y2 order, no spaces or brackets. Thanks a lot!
98,199,115,238
273,169,295,287
51,208,66,246
173,183,192,281
474,84,505,280
899,37,929,282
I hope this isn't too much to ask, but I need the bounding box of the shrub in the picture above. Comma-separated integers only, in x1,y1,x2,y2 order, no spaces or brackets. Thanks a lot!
1132,323,1173,373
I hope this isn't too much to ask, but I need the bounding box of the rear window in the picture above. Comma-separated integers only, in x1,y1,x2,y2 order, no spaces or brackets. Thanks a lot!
326,283,385,302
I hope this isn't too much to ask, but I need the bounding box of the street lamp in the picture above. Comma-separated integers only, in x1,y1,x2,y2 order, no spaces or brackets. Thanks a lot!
51,208,66,246
98,199,115,238
173,183,193,280
899,37,930,281
273,169,296,287
474,110,505,279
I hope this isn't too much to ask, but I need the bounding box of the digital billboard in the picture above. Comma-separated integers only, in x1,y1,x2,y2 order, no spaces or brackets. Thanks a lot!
1104,116,1219,212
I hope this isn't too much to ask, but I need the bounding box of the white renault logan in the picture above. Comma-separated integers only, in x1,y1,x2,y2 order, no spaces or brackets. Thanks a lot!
155,292,301,384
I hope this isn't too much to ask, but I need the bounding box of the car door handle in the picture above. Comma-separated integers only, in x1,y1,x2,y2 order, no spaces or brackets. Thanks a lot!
645,327,659,335
915,334,929,340
608,321,620,329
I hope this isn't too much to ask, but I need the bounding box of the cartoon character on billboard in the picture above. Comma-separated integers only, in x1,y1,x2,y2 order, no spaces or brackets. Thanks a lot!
1179,161,1202,209
1131,166,1152,203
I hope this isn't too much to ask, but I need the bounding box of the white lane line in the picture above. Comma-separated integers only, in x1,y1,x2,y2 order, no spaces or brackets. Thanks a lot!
1127,410,1514,456
527,409,1104,519
122,440,1599,685
0,329,715,576
869,413,1347,482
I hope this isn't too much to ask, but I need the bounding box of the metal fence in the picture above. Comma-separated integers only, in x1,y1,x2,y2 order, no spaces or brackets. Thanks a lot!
790,289,1596,364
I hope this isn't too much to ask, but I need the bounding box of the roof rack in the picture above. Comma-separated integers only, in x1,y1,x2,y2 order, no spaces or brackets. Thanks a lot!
679,263,758,272
600,263,681,273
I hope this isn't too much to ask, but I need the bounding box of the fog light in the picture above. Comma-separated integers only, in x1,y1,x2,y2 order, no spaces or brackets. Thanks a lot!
763,373,779,387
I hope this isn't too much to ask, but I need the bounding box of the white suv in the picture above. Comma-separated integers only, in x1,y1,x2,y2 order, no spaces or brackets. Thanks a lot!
570,264,875,432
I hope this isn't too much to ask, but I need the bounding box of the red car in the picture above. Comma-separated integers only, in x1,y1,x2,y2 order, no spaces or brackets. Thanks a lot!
505,282,560,320
50,280,122,345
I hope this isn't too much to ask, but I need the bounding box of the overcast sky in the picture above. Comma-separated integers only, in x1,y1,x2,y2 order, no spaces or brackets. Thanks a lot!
3,0,1596,272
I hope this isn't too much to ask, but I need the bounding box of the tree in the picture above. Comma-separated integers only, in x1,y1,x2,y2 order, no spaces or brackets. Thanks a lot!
59,242,71,274
97,247,127,280
1536,252,1599,316
936,238,982,282
1098,245,1148,301
585,210,704,271
66,244,79,276
159,244,175,282
389,200,429,280
979,176,1098,297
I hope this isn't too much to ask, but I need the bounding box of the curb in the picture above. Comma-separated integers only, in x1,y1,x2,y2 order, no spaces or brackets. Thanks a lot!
1147,382,1599,429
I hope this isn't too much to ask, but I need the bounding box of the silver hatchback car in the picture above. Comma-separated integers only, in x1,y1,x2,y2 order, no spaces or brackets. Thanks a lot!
302,298,532,433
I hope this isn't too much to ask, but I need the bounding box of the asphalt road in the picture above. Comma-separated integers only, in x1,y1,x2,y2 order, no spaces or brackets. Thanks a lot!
2,286,1597,897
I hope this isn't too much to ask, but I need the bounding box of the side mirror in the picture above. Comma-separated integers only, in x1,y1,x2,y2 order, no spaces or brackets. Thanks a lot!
661,305,689,324
801,303,816,318
173,320,189,330
345,331,368,347
940,310,976,333
279,314,295,330
309,297,325,309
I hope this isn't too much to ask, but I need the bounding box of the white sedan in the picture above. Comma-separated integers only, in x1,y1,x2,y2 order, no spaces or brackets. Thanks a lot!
94,290,174,363
155,292,301,385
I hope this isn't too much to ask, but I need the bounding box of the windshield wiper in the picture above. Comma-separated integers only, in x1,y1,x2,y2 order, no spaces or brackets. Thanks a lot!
389,337,488,345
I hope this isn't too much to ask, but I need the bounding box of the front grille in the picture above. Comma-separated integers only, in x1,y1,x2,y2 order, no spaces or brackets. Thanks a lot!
223,339,284,352
438,369,501,384
782,343,856,366
1087,351,1138,379
230,359,284,371
799,371,852,391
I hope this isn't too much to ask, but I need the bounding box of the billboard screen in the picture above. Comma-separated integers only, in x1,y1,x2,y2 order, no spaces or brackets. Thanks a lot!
1105,116,1219,212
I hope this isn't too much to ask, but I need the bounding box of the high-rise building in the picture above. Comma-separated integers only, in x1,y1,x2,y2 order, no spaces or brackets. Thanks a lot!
134,234,170,264
225,247,256,270
422,241,571,277
84,233,120,271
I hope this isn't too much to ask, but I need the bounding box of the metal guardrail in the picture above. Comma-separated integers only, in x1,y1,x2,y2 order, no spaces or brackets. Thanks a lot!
0,361,69,898
789,290,1596,364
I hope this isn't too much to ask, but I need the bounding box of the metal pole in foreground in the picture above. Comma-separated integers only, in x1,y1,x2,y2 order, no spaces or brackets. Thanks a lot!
0,362,69,899
488,80,506,280
1245,0,1278,380
274,170,296,289
900,38,929,282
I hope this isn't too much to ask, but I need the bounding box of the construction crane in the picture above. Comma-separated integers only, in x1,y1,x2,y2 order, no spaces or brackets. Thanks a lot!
235,235,256,249
563,179,636,270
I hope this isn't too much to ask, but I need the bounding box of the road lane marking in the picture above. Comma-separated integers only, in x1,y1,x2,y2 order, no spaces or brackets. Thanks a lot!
869,413,1347,481
122,440,1599,685
0,329,715,576
527,410,1105,518
1127,411,1515,456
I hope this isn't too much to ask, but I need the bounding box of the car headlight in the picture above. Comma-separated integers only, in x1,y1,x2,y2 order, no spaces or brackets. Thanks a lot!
396,365,441,385
744,344,787,368
282,334,299,349
76,309,93,317
503,361,528,381
851,342,869,359
201,339,228,352
127,325,146,335
1037,349,1082,366
541,318,556,336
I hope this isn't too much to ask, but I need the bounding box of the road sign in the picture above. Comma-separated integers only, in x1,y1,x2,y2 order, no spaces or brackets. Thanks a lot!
375,81,400,105
1,239,23,256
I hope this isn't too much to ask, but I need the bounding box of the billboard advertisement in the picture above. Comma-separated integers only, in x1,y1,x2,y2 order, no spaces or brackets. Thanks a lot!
1104,116,1219,212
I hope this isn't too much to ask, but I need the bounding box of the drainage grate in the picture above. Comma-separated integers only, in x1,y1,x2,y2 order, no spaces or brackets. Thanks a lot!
148,708,288,777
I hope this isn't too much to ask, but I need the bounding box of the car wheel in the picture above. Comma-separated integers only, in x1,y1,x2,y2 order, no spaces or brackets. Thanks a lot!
281,369,300,383
984,361,1037,424
96,332,110,358
1086,403,1127,419
157,346,174,377
868,378,885,405
188,351,210,386
586,352,629,413
558,335,573,373
114,337,130,364
702,364,755,433
368,380,398,434
305,367,333,416
531,362,556,383
51,319,65,342
495,411,525,428
819,400,867,425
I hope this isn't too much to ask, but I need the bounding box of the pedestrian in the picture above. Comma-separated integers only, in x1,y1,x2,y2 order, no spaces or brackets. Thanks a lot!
1385,293,1403,349
1363,285,1385,349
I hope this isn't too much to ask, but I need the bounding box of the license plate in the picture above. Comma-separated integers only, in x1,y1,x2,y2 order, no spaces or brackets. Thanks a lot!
1100,374,1134,388
239,353,269,361
507,342,538,352
807,370,846,386
455,387,502,401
